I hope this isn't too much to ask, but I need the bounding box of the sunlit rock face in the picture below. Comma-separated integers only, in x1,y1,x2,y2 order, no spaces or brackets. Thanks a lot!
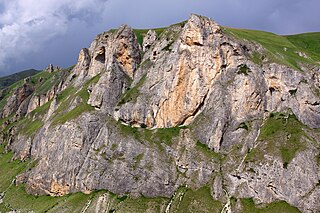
1,14,320,213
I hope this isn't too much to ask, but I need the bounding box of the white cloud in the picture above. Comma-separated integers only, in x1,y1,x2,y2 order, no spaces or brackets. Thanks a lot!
0,0,108,72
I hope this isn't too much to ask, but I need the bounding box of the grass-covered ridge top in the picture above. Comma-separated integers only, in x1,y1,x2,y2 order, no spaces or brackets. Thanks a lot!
223,27,320,70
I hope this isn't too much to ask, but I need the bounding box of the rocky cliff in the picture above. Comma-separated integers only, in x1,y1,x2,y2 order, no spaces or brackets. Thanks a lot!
0,14,319,213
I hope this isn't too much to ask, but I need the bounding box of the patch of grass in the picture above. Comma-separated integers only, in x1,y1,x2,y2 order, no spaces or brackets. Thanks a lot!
175,186,222,213
56,86,76,103
116,195,128,202
241,198,301,213
29,100,52,118
34,73,58,95
117,120,184,146
0,144,5,154
0,113,13,127
117,123,142,141
245,147,265,163
118,74,147,105
133,28,166,45
224,27,320,70
250,51,263,65
46,192,93,213
170,20,188,28
0,152,28,191
116,196,168,212
1,184,63,212
258,112,307,166
154,127,182,146
0,90,10,111
32,66,74,94
20,119,44,136
52,102,93,125
133,153,144,169
195,141,223,160
1,184,94,213
51,75,100,125
133,29,149,46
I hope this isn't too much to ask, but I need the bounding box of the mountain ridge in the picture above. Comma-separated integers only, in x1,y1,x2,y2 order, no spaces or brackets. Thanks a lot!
0,14,319,212
0,69,40,90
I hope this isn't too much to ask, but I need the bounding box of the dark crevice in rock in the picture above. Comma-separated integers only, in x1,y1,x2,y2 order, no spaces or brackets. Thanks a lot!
181,92,208,126
289,89,297,96
269,87,276,95
306,101,320,106
232,174,242,180
193,41,204,46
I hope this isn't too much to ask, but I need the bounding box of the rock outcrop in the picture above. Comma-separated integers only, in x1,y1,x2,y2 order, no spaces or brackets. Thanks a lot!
142,30,157,52
2,83,34,118
0,14,319,213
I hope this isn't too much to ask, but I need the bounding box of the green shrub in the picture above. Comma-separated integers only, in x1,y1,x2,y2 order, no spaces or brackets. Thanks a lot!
237,64,251,75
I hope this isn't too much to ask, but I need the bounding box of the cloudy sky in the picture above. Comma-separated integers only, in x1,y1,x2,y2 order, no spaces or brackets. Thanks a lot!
0,0,319,76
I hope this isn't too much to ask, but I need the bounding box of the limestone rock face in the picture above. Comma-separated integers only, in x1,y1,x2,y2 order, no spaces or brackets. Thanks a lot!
2,83,33,118
86,26,141,113
117,15,225,128
61,25,141,114
142,30,157,52
116,14,320,133
22,113,219,198
26,86,58,114
1,14,320,213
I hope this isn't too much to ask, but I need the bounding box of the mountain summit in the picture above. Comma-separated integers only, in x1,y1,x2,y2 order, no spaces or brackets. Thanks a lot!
0,14,319,212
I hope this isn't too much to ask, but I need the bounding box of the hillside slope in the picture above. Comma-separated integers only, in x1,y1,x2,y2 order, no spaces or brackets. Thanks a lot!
0,14,319,213
0,69,40,90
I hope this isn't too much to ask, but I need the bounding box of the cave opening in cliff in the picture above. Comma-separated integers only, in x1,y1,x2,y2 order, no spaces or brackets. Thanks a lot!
95,46,106,63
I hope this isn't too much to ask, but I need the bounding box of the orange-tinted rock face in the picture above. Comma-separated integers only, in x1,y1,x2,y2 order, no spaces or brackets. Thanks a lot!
116,40,134,78
50,181,70,196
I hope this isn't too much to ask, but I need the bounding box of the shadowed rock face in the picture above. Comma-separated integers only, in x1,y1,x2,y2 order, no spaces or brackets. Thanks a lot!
1,14,320,212
2,83,34,118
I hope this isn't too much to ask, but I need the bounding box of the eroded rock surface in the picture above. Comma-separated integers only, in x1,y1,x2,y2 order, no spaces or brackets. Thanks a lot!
1,14,319,213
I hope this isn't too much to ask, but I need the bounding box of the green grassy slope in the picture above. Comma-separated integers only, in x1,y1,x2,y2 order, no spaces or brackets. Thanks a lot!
286,32,320,56
223,28,320,70
0,69,40,90
240,198,301,213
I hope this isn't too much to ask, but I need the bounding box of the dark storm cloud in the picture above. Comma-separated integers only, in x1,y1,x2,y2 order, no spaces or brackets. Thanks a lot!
0,0,319,76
